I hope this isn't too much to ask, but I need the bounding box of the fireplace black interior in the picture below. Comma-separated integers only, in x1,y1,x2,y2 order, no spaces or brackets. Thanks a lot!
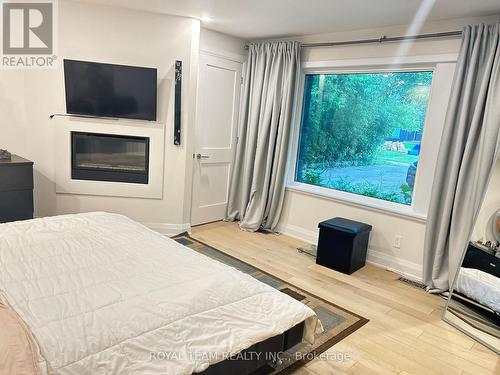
71,132,149,184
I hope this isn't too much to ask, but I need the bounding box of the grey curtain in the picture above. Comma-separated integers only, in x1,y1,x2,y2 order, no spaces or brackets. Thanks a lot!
226,41,301,231
423,23,500,292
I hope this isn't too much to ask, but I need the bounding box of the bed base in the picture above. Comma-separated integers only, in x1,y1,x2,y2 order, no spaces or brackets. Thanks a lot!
198,321,305,375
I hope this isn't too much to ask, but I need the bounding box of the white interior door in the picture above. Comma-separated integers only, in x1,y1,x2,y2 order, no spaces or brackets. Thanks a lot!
191,53,242,226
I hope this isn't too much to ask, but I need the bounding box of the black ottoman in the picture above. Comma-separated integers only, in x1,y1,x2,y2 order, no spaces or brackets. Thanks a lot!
316,217,372,275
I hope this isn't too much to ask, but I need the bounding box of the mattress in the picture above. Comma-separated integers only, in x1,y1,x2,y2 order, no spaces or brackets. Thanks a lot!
0,212,321,375
455,267,500,313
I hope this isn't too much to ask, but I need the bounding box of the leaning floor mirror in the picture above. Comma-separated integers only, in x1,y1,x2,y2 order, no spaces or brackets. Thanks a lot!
443,210,500,354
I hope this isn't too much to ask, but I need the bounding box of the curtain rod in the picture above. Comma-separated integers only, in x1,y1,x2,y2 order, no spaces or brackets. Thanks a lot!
244,30,463,50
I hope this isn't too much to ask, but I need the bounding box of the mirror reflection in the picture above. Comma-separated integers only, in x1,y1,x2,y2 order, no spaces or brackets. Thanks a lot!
443,209,500,354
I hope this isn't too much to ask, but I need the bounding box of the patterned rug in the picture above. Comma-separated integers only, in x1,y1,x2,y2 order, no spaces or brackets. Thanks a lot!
174,234,369,374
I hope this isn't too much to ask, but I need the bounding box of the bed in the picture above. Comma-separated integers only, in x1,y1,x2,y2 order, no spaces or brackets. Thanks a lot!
0,212,321,374
455,267,500,314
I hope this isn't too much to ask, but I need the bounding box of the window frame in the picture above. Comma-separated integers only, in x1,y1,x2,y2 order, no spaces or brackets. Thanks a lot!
286,55,457,222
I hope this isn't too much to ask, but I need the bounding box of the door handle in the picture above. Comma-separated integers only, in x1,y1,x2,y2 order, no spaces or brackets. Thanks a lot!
196,153,210,160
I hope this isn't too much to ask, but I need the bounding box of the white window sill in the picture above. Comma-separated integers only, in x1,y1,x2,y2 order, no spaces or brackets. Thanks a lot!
285,182,427,223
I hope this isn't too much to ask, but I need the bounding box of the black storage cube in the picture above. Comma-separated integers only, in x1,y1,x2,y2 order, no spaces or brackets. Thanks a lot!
316,217,372,275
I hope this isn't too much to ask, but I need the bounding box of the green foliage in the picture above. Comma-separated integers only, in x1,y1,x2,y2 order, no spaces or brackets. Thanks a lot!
302,168,322,185
295,71,431,205
399,184,413,205
297,71,432,168
329,178,401,203
316,178,412,205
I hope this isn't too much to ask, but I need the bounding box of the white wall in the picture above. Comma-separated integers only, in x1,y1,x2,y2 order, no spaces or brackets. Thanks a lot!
0,7,248,234
0,1,200,233
200,28,247,60
277,15,500,280
296,15,500,61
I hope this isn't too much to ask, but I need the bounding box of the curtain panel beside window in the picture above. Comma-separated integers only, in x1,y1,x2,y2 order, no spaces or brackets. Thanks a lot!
226,41,301,231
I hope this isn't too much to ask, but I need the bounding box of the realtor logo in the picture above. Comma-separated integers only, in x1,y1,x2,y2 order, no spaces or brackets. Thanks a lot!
1,0,57,68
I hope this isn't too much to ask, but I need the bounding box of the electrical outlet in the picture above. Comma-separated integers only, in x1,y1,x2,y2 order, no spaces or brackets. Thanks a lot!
393,235,403,249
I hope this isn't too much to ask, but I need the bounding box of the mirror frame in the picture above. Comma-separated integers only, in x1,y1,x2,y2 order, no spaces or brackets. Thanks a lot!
442,242,500,354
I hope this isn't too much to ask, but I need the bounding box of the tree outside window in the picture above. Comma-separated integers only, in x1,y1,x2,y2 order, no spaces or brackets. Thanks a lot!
295,71,433,205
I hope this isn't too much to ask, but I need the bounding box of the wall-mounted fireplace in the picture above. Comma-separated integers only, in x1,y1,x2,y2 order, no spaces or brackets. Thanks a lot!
71,132,149,184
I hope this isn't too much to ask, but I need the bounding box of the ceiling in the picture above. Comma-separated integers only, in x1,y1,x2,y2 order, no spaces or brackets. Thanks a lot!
80,0,500,39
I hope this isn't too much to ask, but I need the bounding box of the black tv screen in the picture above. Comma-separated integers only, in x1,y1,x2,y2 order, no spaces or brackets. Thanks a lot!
64,59,157,121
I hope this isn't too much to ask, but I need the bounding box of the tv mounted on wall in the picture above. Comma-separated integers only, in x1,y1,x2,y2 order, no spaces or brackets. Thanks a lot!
64,59,157,121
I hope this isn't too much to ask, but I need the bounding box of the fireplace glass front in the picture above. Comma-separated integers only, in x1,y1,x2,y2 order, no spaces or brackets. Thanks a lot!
71,132,149,184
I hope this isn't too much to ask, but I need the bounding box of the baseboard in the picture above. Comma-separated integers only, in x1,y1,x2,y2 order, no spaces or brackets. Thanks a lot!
366,248,423,282
276,223,320,244
143,222,191,237
277,223,423,281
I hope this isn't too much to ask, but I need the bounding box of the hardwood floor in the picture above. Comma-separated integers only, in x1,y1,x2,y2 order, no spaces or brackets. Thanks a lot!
191,221,500,375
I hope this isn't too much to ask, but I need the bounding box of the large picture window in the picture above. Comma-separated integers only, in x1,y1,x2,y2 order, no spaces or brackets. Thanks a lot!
295,71,433,206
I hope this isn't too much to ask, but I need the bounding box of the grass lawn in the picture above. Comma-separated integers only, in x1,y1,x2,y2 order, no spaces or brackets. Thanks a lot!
373,147,418,165
403,141,419,149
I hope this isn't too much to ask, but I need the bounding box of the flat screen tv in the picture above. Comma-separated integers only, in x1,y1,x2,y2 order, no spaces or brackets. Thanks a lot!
64,59,157,121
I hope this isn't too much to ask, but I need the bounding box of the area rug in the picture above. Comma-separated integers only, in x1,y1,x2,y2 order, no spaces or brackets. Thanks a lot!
174,234,369,374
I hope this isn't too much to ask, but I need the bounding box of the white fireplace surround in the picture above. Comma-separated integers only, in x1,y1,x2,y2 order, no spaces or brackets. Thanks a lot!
55,118,165,199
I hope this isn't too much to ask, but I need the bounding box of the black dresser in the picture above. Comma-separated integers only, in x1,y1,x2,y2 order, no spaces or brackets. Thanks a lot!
0,155,34,223
463,242,500,278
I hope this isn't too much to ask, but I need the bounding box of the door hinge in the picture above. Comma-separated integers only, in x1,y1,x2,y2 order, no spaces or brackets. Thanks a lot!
240,76,244,84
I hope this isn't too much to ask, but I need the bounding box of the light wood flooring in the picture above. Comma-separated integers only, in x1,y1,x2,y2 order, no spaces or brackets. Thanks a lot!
191,221,500,375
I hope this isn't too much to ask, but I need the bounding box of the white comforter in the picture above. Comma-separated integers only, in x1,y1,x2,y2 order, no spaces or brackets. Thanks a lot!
455,267,500,313
0,212,321,375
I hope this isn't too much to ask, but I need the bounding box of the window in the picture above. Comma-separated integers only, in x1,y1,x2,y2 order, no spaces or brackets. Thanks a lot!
295,71,433,206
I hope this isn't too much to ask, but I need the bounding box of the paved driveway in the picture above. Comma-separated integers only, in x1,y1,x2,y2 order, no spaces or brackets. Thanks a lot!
320,163,409,192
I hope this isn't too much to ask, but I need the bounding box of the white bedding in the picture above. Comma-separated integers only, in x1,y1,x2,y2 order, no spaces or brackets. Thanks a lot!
455,267,500,313
0,212,321,375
